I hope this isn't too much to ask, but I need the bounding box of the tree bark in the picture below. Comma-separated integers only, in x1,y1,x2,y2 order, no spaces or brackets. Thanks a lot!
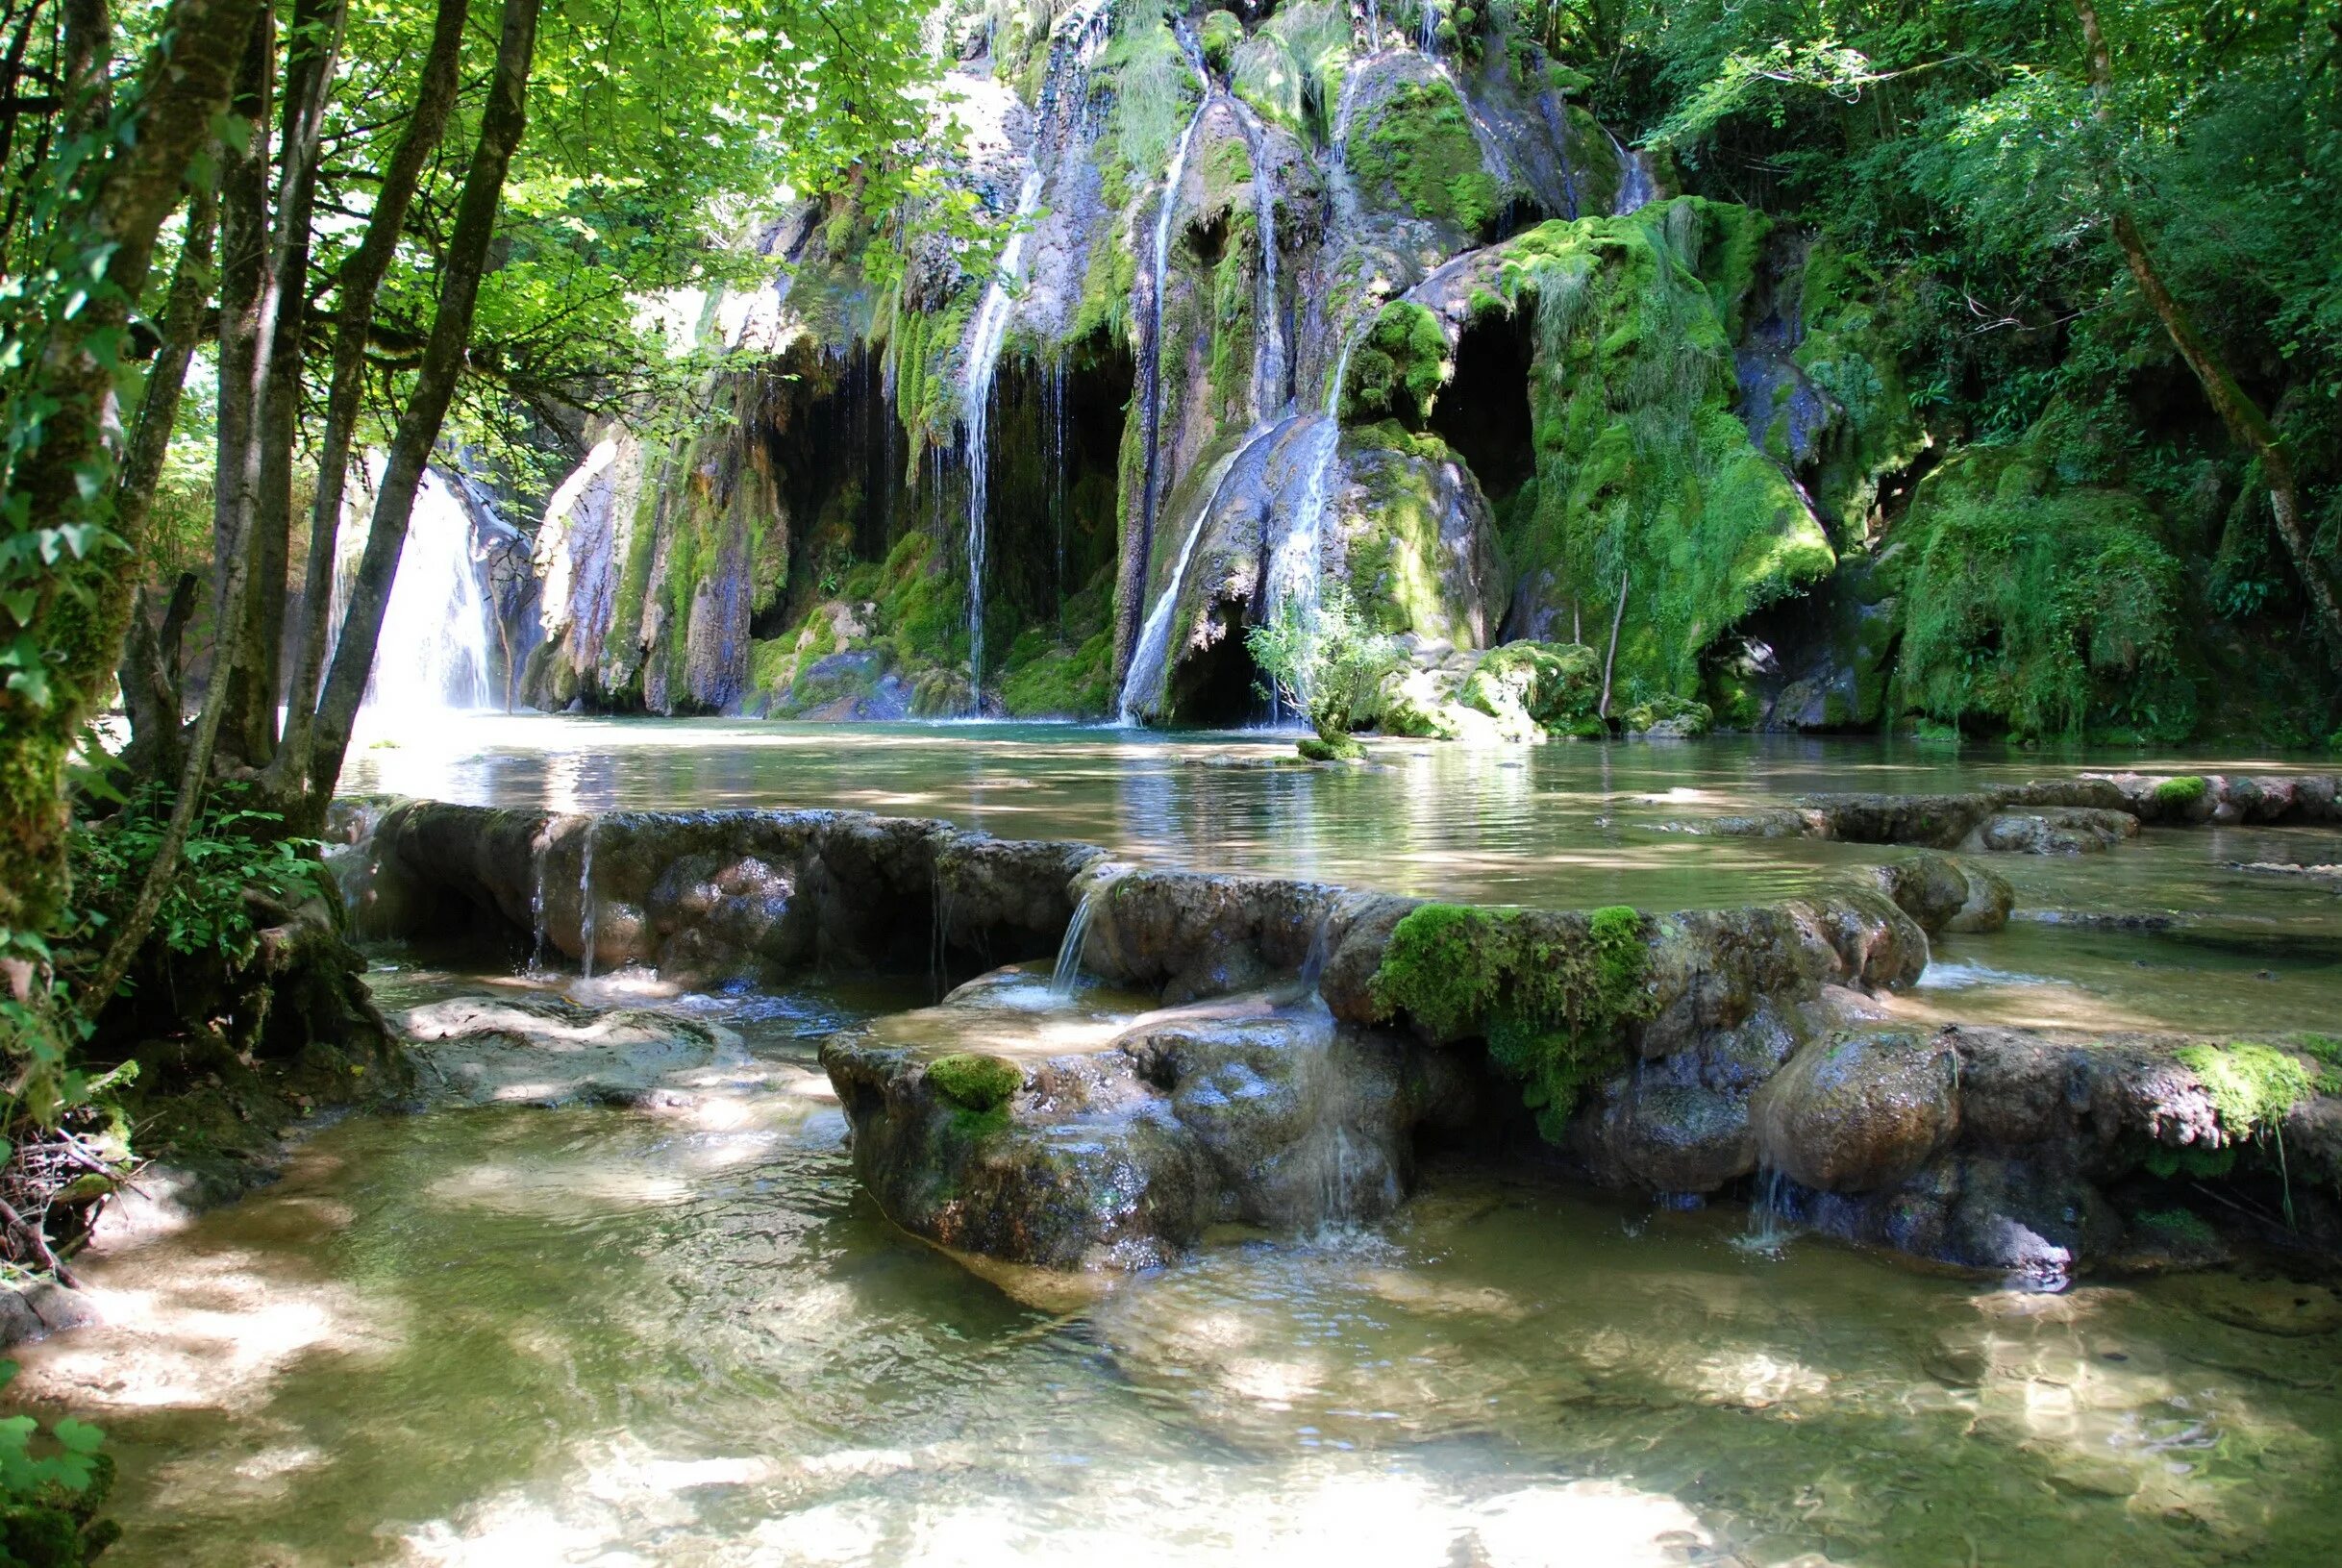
0,0,268,937
112,183,218,580
302,0,542,827
271,0,471,792
238,0,347,769
209,5,277,766
2070,0,2342,661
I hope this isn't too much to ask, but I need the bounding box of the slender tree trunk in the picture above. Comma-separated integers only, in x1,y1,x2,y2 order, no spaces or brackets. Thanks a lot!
209,5,277,766
2070,0,2342,661
1599,569,1628,723
302,0,542,827
118,576,197,784
79,485,261,1015
239,0,347,769
0,0,268,937
112,183,218,579
271,0,471,792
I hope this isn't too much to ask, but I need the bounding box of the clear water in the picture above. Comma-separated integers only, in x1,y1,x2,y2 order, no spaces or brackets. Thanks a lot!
339,715,2342,1034
18,965,2342,1565
21,722,2340,1563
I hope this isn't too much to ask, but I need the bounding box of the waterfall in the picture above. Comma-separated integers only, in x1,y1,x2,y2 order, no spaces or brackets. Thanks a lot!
577,822,599,982
1609,130,1657,214
1136,33,1212,573
1116,426,1274,724
959,164,1044,708
957,2,1113,709
1232,101,1290,420
336,463,497,719
1740,1166,1794,1255
1052,865,1125,996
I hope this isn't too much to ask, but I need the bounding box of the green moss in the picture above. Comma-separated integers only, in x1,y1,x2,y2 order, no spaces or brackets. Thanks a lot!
999,631,1114,717
1894,446,2191,741
1369,902,1654,1140
1094,12,1203,212
2152,775,2207,807
1490,199,1832,702
1618,692,1713,735
2131,1207,2218,1247
1298,734,1366,761
928,1052,1023,1112
2297,1035,2342,1097
1345,77,1499,234
1460,641,1600,734
2176,1041,2313,1143
1199,8,1242,73
1342,302,1450,426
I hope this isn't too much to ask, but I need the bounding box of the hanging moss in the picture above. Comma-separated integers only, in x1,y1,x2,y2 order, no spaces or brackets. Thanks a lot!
1199,8,1243,73
1459,641,1602,735
1894,447,2191,741
1488,199,1832,701
1786,242,1926,537
1369,903,1654,1140
1094,12,1203,212
1342,302,1450,425
1345,76,1500,235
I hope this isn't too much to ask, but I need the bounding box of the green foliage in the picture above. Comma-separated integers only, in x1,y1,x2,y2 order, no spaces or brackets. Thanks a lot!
0,1360,115,1566
1233,1,1353,137
1345,78,1501,234
1495,200,1832,699
2297,1035,2342,1098
66,786,328,982
1246,585,1405,750
1895,448,2190,740
1342,303,1452,426
1200,10,1244,74
928,1053,1022,1112
1094,11,1205,212
1370,902,1654,1141
1460,641,1603,736
2152,775,2207,808
2176,1042,2313,1144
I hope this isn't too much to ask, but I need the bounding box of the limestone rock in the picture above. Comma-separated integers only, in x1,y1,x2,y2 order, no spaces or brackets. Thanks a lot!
1752,1028,1960,1193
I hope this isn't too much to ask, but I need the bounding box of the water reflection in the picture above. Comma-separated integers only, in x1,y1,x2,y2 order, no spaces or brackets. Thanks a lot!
341,716,2342,1034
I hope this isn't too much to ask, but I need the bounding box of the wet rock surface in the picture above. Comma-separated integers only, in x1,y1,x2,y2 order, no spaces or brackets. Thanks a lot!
1694,773,2342,853
346,795,2342,1279
821,974,1481,1268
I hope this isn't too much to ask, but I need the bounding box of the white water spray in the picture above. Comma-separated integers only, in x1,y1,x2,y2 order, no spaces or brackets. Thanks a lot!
338,464,497,719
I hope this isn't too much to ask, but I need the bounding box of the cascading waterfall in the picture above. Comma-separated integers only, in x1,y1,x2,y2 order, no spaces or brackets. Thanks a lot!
958,0,1112,709
1117,426,1275,723
1051,864,1126,996
1232,101,1290,420
336,463,497,719
1135,31,1212,573
577,822,600,982
1609,129,1657,213
959,165,1043,708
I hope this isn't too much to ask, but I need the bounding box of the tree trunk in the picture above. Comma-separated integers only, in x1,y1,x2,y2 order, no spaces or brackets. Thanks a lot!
0,0,268,938
2070,0,2342,662
239,0,348,771
301,0,542,828
271,0,471,793
209,5,277,766
112,183,219,580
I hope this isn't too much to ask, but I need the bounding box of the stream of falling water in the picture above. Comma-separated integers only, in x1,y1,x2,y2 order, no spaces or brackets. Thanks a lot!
959,1,1111,708
1136,27,1213,579
1118,422,1287,723
336,463,497,720
1233,99,1289,420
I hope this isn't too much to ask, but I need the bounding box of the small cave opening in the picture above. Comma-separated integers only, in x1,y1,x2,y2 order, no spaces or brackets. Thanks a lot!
753,341,901,638
1428,308,1536,505
979,328,1137,655
1163,604,1266,728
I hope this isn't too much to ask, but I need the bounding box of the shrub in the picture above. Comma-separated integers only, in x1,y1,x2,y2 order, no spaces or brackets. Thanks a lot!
0,1361,117,1565
1247,585,1405,756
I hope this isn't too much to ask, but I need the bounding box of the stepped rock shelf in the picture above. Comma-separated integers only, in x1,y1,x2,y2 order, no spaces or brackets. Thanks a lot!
342,779,2342,1286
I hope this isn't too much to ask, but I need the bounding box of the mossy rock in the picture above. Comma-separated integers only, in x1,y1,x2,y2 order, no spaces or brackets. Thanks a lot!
927,1052,1023,1112
1460,641,1600,735
1199,7,1242,73
1346,76,1500,234
1342,302,1451,426
1298,734,1367,762
1619,692,1713,737
1368,903,1653,1141
1891,443,2191,742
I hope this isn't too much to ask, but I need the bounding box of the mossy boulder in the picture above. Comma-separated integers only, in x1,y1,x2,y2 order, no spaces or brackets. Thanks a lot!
1342,303,1451,426
1459,641,1601,736
1618,692,1712,737
1489,200,1835,703
927,1052,1024,1112
1344,74,1501,235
